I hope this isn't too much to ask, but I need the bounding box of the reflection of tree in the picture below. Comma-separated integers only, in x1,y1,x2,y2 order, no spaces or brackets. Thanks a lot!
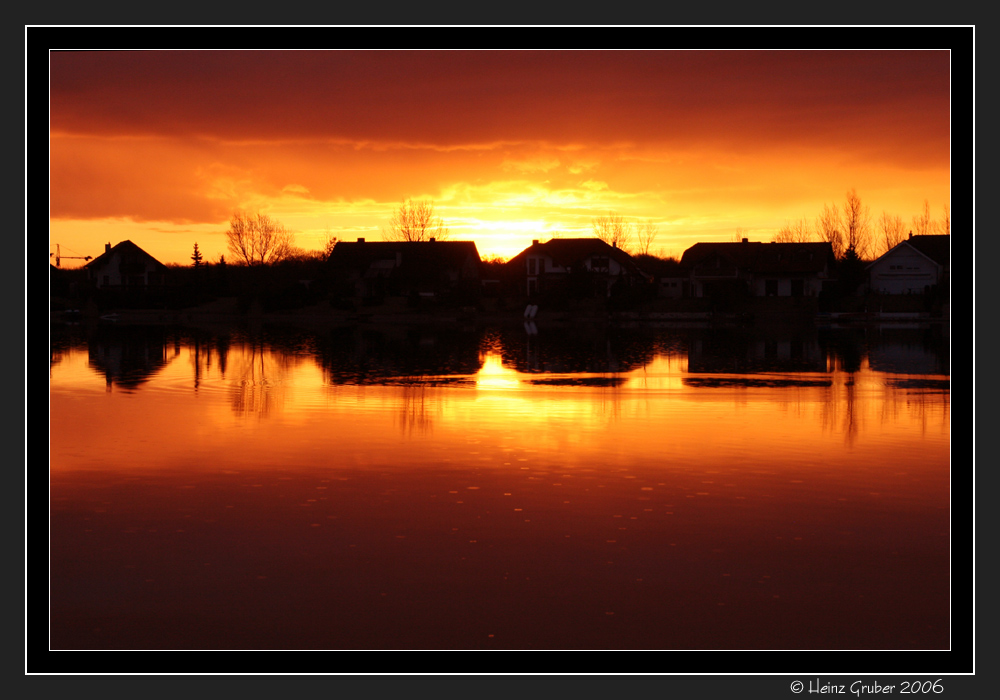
841,375,859,446
395,385,437,435
228,339,302,419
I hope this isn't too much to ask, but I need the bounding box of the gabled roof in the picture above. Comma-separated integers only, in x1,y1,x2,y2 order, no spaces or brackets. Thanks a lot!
904,234,950,267
867,234,950,270
680,241,835,274
84,240,167,270
328,240,480,268
327,240,481,285
508,238,644,273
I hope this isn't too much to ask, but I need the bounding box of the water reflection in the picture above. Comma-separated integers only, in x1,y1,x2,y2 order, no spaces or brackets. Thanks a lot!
688,327,826,374
49,322,951,433
49,321,951,650
316,325,483,384
86,325,176,391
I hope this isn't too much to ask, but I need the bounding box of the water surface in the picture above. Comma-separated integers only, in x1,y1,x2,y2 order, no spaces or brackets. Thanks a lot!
49,322,950,651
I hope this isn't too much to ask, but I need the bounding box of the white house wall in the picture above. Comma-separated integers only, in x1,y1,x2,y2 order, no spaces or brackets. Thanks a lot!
869,246,940,294
92,252,163,289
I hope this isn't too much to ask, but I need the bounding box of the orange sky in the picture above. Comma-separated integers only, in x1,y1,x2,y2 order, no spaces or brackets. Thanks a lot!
47,48,955,266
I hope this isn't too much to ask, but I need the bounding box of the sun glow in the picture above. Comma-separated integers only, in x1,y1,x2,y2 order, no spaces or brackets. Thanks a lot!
475,352,522,390
46,49,953,268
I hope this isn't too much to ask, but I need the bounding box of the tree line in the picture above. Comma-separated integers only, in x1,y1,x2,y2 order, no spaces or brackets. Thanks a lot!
768,189,949,260
217,190,948,272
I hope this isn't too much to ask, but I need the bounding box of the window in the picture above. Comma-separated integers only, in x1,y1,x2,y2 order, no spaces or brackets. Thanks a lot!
765,279,778,296
528,258,537,275
591,256,609,271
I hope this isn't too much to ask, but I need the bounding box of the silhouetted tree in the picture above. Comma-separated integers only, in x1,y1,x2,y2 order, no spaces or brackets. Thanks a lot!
772,218,812,243
837,245,867,297
877,211,907,256
225,211,294,266
323,233,338,258
480,253,508,275
816,203,845,259
912,199,948,237
382,199,450,242
191,242,203,267
592,211,633,251
842,188,873,260
636,221,658,255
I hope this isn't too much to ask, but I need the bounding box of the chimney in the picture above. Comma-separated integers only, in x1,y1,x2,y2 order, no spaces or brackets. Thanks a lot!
532,239,539,246
908,231,912,239
357,237,365,243
741,238,748,244
105,242,111,253
429,237,436,243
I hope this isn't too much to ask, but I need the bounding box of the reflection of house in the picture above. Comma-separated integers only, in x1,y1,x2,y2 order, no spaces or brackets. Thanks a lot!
87,327,172,391
679,240,837,299
687,330,826,373
867,234,949,295
85,240,168,290
507,238,649,297
327,239,481,300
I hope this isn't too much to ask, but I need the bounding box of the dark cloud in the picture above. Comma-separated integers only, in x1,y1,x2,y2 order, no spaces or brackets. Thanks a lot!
50,50,951,158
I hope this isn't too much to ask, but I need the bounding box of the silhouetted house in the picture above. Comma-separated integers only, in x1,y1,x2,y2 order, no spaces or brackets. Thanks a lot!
658,269,688,299
326,238,481,301
85,240,168,290
679,240,837,299
507,238,650,297
867,234,950,295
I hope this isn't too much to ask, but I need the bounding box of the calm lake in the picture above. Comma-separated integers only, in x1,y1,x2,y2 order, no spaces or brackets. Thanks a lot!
48,321,951,651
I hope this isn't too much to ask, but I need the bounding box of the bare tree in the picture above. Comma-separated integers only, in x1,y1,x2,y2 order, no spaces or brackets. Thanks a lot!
941,203,950,235
842,188,873,260
733,227,748,242
636,221,658,256
772,218,812,243
592,211,633,251
877,211,907,256
816,203,844,259
912,199,935,236
382,199,450,242
226,211,294,266
323,232,338,258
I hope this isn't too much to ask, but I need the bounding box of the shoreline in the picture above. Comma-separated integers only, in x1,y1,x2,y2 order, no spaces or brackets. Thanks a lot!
50,303,949,332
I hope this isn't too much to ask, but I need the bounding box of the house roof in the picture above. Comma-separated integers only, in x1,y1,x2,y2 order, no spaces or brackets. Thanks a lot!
327,240,481,283
904,234,950,267
329,239,479,266
867,234,950,270
84,240,167,271
508,238,644,273
680,241,835,274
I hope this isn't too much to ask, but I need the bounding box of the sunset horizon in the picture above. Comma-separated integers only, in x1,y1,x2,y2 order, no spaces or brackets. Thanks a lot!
42,35,968,672
48,48,952,268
